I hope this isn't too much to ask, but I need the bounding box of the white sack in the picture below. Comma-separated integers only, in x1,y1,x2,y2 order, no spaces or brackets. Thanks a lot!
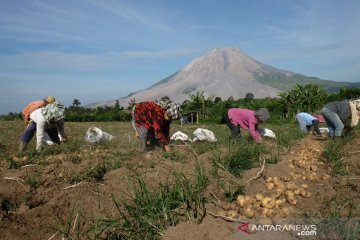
85,126,114,143
192,128,217,142
259,128,276,139
170,131,190,141
319,127,329,133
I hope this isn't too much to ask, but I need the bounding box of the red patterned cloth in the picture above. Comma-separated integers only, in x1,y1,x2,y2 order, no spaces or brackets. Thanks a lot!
134,101,171,146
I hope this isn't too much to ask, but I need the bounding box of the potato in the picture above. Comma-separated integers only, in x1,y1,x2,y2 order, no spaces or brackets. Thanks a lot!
280,176,291,182
286,182,296,190
266,177,273,183
245,196,255,205
227,209,238,218
261,197,275,209
266,182,275,190
260,208,269,217
287,196,297,205
285,190,295,198
255,193,264,201
300,190,311,198
301,183,308,189
236,195,246,207
294,188,301,195
266,209,276,218
243,207,255,218
275,199,284,208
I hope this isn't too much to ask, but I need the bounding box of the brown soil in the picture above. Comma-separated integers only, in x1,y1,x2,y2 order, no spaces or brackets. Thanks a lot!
163,135,360,240
0,122,359,240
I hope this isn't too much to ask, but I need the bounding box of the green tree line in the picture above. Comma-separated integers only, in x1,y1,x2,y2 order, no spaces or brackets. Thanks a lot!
1,85,360,123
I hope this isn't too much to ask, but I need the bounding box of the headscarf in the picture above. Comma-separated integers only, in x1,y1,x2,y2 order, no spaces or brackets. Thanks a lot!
166,102,181,120
154,100,182,120
349,99,360,127
254,108,270,122
41,101,65,121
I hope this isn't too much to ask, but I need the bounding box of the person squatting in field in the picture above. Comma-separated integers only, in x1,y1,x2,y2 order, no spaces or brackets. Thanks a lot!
19,101,68,152
22,96,56,126
132,101,181,152
224,108,270,144
296,112,322,136
320,99,360,138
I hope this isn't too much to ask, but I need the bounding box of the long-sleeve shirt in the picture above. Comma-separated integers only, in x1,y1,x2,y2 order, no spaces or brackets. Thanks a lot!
324,101,351,125
134,102,171,147
30,108,66,150
297,112,317,125
228,108,261,141
22,100,47,125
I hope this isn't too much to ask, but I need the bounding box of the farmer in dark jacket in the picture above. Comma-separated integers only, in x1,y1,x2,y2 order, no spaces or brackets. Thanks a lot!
321,100,360,138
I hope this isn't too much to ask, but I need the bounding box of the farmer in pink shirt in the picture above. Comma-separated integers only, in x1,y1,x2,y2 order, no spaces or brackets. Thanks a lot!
224,108,269,143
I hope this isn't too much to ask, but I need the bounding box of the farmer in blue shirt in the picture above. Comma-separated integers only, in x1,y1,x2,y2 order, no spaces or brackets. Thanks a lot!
296,112,322,136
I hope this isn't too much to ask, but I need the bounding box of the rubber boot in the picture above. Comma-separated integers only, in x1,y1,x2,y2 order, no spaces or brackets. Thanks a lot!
19,141,27,152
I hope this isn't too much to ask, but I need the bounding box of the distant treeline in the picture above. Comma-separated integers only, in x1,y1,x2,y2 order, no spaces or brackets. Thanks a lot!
1,85,360,124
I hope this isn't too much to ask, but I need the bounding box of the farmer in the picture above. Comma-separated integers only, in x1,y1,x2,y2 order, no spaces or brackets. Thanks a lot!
224,108,270,143
296,112,322,136
321,99,360,138
132,101,181,152
22,96,56,126
19,101,68,152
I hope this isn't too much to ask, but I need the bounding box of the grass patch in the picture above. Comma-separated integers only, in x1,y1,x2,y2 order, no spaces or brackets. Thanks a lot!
212,143,263,177
321,137,351,175
92,167,208,239
162,150,186,162
0,195,18,214
70,164,107,183
25,172,41,189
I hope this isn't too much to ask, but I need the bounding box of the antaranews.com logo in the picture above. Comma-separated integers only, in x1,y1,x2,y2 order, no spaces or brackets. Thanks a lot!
238,222,317,236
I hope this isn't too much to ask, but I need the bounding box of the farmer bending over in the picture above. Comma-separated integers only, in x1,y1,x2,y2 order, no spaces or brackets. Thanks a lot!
296,112,322,136
19,101,68,152
321,99,360,139
132,101,181,152
22,96,56,126
224,108,269,144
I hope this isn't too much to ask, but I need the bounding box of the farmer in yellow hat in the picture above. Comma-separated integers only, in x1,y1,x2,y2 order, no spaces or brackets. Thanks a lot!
19,101,68,152
22,96,56,126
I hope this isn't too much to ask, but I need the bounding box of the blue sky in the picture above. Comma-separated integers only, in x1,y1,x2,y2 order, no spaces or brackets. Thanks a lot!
0,0,359,114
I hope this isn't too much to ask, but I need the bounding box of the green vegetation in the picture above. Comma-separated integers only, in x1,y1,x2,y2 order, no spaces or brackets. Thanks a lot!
93,169,208,239
2,85,360,123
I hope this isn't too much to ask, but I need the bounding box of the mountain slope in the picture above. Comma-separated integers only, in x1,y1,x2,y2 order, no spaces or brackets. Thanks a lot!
87,47,358,108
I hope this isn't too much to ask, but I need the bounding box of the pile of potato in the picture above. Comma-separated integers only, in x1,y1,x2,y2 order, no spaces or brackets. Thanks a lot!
220,140,331,219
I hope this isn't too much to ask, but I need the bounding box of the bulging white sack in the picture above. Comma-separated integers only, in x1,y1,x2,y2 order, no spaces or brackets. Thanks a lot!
259,128,276,139
170,131,190,141
85,126,114,143
192,128,217,142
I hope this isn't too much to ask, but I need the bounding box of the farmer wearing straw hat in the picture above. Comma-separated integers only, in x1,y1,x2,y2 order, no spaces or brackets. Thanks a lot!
132,101,181,152
19,101,68,152
22,96,56,126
